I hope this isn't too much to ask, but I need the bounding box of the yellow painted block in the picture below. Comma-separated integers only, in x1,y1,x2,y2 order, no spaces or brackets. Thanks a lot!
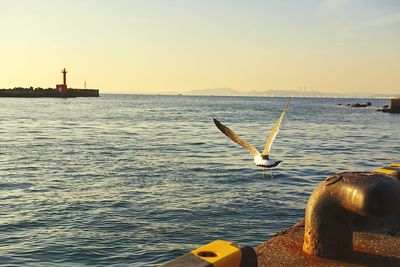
192,240,241,267
374,164,400,179
375,168,396,175
389,163,400,168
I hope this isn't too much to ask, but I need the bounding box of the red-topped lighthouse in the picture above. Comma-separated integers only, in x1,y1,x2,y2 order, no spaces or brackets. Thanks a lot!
56,68,68,95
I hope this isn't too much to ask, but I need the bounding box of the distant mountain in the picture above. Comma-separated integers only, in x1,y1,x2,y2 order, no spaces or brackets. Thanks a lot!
186,88,245,96
184,88,399,98
262,89,344,97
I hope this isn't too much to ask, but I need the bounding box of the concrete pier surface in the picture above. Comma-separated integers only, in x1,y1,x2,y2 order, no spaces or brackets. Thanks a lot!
256,212,400,266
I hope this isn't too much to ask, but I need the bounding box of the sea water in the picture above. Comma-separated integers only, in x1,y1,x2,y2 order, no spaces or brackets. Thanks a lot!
0,95,399,266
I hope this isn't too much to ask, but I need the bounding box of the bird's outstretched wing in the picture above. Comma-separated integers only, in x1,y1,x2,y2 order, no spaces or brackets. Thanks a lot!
213,118,259,156
261,99,290,158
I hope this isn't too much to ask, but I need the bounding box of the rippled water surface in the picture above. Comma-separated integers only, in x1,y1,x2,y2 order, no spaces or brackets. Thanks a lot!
0,95,399,266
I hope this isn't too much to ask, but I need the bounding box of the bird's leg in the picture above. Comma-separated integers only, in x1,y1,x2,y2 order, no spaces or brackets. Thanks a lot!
262,168,265,179
270,169,274,179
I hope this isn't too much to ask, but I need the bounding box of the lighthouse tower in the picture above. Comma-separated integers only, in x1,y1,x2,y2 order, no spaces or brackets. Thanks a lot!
56,68,68,95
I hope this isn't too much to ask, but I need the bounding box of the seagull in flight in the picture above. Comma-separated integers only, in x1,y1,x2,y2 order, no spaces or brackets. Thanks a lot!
213,101,289,170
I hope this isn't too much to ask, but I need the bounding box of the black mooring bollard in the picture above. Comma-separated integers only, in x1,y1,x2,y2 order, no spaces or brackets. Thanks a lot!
303,171,400,258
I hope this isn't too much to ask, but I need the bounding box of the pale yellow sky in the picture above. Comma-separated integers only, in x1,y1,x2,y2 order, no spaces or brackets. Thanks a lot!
0,0,399,94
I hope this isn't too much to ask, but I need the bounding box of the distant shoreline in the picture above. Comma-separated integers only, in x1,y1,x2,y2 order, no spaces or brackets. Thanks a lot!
96,92,397,99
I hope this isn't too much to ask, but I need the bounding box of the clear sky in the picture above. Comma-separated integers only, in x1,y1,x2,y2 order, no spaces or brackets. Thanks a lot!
1,0,399,94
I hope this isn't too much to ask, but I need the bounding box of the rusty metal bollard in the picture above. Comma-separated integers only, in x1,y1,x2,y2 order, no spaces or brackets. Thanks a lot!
303,172,400,258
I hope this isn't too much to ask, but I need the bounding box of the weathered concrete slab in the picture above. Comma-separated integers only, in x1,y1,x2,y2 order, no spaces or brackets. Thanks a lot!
256,219,400,267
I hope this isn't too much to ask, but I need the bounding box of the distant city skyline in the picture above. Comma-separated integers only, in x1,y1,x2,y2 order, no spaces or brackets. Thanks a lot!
1,0,399,94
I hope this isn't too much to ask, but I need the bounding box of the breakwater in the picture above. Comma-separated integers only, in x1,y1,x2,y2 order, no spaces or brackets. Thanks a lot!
0,87,99,97
391,98,400,113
